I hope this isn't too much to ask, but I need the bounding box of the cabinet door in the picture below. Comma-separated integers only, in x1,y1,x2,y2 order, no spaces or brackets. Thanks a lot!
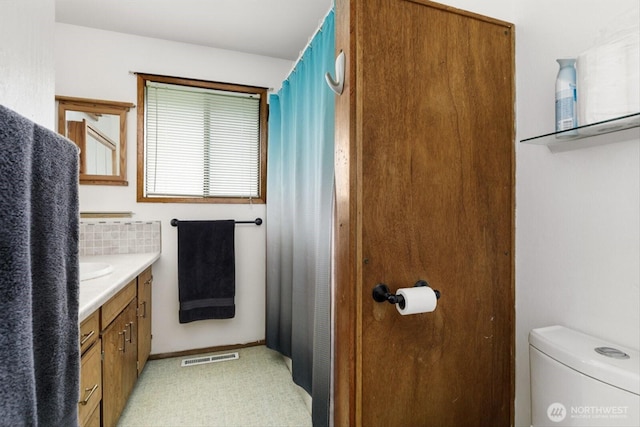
122,299,138,403
79,310,99,355
84,404,101,427
334,0,515,425
137,267,152,375
102,298,137,427
78,340,102,427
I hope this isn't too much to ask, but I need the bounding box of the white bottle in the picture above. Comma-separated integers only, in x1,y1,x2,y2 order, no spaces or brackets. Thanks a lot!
555,58,578,136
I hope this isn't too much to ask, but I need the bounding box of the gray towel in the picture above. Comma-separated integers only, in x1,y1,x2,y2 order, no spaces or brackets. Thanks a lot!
0,105,80,426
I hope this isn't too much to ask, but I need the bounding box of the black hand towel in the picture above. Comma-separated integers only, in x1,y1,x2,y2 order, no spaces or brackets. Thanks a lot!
178,220,236,323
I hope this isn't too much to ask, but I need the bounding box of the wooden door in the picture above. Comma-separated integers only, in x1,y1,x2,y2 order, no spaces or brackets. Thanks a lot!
102,299,138,427
137,267,152,375
334,0,515,426
67,120,87,174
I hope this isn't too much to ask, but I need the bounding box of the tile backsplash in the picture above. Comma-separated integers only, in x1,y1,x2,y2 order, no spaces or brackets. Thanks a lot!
80,221,161,256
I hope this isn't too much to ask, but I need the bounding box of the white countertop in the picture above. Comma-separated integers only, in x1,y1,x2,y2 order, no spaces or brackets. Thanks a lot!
79,252,161,322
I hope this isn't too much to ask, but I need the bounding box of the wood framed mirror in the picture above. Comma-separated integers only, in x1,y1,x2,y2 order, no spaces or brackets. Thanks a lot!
56,96,134,185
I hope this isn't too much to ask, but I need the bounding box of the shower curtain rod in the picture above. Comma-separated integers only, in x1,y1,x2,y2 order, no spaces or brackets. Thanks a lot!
282,6,334,83
170,218,262,227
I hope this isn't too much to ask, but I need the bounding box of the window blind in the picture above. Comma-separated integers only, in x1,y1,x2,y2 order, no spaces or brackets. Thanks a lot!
144,81,261,199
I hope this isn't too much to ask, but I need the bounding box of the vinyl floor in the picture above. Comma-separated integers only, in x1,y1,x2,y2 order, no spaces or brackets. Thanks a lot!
117,345,312,427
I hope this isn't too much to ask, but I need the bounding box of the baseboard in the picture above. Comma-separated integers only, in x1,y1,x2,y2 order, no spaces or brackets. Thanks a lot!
149,340,266,360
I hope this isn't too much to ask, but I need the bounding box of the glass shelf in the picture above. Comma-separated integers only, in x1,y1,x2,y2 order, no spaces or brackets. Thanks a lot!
520,112,640,146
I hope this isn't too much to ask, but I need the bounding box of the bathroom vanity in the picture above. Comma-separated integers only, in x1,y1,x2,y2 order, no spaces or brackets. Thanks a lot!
77,252,159,427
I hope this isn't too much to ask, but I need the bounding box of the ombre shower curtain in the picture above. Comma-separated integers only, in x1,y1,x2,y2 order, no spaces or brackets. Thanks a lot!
266,9,335,427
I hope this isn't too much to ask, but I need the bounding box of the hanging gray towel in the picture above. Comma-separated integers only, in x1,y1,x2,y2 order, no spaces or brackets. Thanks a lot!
0,104,80,426
178,220,236,323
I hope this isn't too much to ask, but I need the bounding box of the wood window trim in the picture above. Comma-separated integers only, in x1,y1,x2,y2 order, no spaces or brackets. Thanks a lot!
136,73,268,204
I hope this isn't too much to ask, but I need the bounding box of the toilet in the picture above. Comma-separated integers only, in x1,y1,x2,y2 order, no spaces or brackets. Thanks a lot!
529,325,639,426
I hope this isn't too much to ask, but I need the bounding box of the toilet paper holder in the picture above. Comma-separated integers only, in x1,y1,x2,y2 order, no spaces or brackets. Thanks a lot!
372,280,441,310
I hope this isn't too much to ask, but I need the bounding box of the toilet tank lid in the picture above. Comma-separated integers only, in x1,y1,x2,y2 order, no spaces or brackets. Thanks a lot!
529,325,639,395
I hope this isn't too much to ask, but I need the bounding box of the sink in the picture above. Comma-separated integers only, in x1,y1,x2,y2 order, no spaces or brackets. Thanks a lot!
80,262,114,281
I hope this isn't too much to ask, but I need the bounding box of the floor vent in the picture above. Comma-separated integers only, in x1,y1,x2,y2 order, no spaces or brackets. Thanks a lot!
180,352,239,367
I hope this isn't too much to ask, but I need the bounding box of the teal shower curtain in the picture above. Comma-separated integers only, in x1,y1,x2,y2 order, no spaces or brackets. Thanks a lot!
266,9,335,426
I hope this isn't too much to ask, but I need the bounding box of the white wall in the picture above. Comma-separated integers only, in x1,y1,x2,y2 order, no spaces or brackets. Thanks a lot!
55,23,292,355
515,1,640,426
0,0,55,128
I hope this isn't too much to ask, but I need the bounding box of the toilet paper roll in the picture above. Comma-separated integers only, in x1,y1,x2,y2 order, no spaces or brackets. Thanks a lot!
396,286,438,315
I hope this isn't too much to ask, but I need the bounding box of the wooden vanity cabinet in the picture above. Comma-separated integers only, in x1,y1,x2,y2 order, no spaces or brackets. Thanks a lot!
137,267,152,375
77,265,154,427
101,280,138,427
78,310,101,427
97,265,154,427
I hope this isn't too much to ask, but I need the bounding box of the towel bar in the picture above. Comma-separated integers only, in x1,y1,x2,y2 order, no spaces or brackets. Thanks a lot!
170,218,262,227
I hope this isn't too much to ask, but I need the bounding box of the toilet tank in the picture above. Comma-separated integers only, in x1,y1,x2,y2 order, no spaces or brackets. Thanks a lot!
529,325,639,426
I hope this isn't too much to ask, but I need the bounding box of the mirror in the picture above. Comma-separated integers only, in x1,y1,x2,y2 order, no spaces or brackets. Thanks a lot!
56,96,134,185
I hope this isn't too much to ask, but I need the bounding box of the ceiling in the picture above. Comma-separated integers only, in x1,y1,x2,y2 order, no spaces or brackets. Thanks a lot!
55,0,333,61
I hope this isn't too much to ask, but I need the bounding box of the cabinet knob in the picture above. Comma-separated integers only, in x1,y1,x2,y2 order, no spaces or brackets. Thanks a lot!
126,322,134,343
138,301,147,318
78,384,99,405
80,330,95,346
118,330,126,352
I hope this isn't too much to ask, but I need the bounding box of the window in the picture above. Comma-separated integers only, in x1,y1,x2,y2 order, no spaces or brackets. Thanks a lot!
136,74,268,203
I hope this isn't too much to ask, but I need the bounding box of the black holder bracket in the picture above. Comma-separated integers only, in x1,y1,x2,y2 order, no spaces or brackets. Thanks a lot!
372,280,441,310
